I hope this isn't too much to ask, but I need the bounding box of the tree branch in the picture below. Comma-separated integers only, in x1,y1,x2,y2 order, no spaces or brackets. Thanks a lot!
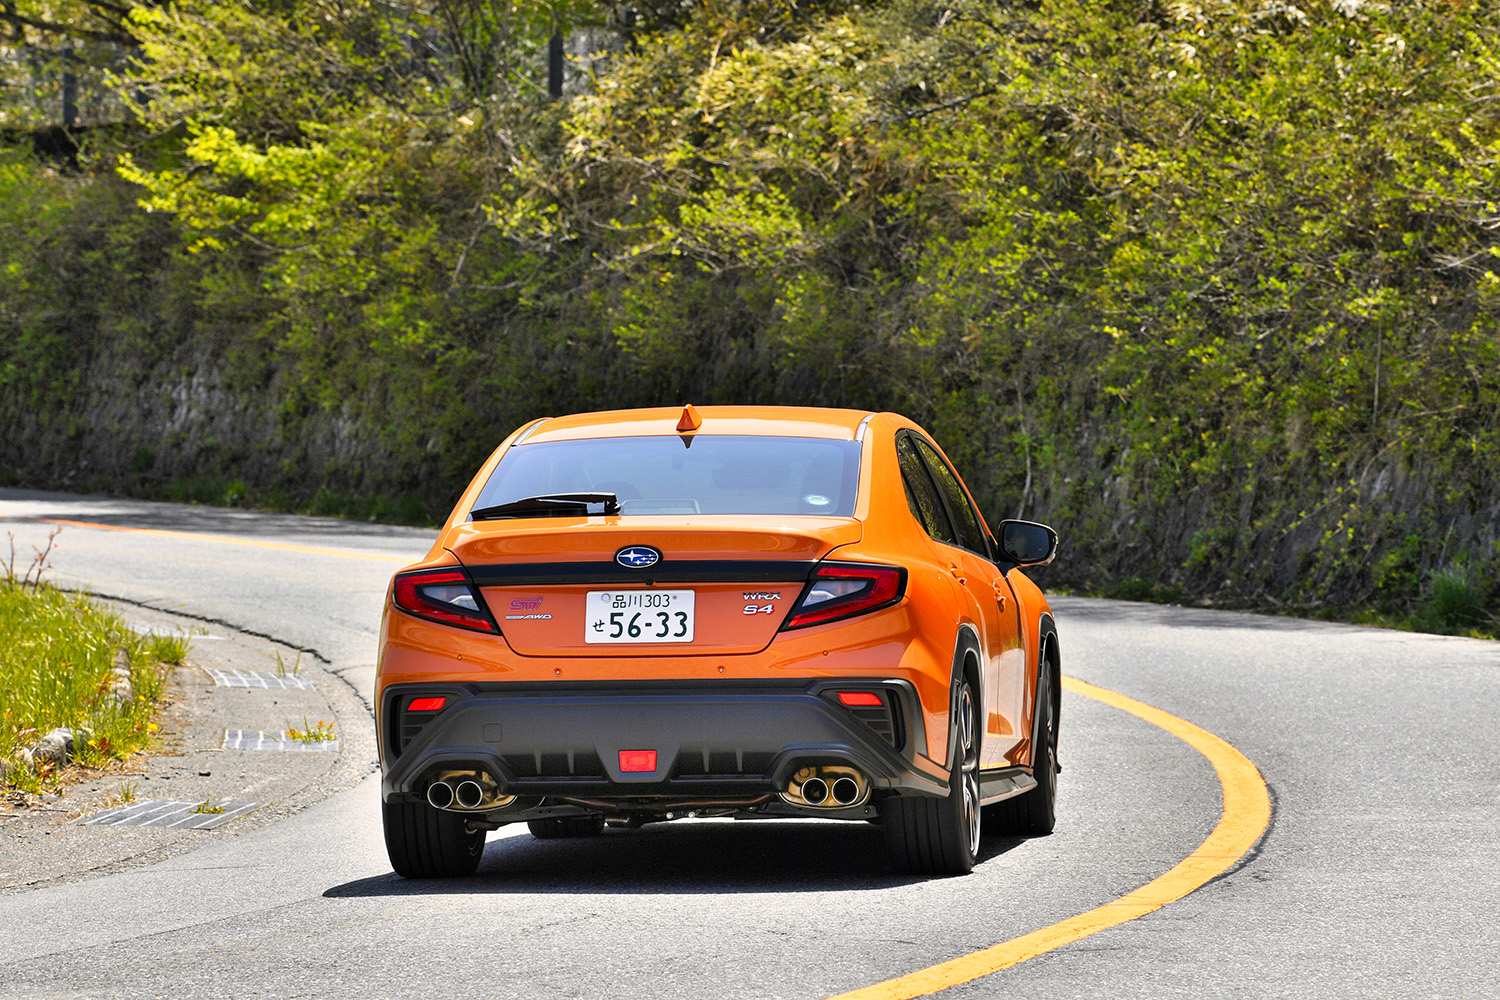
0,5,134,46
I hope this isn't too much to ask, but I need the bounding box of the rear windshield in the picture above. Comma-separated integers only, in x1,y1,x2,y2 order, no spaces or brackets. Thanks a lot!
473,435,862,517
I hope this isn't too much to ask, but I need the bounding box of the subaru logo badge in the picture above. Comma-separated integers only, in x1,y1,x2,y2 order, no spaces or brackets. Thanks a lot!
615,546,661,569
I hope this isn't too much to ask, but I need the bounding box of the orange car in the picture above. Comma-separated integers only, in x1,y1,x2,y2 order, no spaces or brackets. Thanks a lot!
376,406,1059,877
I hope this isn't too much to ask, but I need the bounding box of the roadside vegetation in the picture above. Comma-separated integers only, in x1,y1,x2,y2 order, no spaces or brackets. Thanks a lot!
0,533,188,797
1,0,1497,638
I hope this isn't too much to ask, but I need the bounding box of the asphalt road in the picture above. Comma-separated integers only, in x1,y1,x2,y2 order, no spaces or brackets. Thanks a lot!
0,489,1495,1000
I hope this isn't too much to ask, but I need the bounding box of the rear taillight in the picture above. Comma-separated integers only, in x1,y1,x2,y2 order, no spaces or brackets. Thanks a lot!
783,562,906,629
392,568,499,633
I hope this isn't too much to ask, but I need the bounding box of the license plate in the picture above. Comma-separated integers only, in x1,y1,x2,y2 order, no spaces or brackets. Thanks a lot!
585,590,695,643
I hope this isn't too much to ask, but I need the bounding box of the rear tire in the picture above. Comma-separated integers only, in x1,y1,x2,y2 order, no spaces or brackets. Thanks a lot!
528,814,606,839
883,679,981,875
383,800,485,878
983,661,1057,835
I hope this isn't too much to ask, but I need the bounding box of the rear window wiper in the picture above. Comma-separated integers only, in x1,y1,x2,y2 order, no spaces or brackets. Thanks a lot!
469,492,622,520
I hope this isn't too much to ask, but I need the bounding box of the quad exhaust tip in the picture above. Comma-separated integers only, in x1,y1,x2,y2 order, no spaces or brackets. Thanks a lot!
425,771,515,812
782,767,869,809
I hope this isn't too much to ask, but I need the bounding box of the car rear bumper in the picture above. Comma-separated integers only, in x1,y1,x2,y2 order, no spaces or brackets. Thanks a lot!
379,679,948,803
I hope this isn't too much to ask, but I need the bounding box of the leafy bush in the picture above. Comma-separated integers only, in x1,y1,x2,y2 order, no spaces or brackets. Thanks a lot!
1422,564,1495,634
2,0,1499,633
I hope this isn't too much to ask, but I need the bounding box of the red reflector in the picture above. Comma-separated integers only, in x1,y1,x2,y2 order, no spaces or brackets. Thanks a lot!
838,691,883,707
619,749,658,773
407,697,446,712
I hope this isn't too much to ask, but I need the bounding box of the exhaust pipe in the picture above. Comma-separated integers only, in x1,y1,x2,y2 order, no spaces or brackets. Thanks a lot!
780,766,870,809
423,770,516,811
455,780,485,810
426,780,455,809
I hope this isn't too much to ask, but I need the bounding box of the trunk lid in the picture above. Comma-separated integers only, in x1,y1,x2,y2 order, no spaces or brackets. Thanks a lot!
446,516,861,656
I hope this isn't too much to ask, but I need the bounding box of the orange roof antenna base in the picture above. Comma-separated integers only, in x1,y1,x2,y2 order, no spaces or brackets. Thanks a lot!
676,404,703,433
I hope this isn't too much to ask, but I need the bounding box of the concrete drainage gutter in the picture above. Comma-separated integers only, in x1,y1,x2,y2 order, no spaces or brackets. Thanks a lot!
0,601,377,896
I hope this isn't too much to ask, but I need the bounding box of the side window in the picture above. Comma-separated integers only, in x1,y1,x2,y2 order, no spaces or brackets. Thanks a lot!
895,436,955,544
914,437,987,556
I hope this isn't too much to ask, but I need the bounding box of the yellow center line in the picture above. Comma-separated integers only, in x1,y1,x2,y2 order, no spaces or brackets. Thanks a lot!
825,674,1271,1000
30,517,412,564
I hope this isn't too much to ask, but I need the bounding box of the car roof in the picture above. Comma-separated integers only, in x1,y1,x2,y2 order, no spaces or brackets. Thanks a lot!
519,406,875,444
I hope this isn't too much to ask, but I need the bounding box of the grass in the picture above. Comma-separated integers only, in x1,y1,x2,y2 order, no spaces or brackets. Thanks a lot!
102,779,139,808
274,649,302,678
148,629,194,666
1422,565,1494,632
0,578,185,795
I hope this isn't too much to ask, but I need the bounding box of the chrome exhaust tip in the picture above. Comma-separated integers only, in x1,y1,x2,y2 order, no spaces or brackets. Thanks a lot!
427,770,516,811
455,780,485,810
801,777,829,805
426,780,455,809
780,766,870,809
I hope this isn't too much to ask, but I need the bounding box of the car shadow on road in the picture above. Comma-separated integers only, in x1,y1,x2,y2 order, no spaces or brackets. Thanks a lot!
324,820,1029,897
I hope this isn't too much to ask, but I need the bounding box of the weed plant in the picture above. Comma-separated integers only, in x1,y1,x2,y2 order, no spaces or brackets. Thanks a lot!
285,716,336,744
1419,565,1496,635
0,580,185,794
274,649,302,678
109,779,139,806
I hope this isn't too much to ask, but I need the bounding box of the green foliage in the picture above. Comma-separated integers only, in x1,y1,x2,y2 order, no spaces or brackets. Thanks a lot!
0,580,178,791
512,0,1500,618
0,1,135,47
1107,577,1185,605
3,0,1500,633
146,630,194,666
1422,563,1495,634
1,3,140,128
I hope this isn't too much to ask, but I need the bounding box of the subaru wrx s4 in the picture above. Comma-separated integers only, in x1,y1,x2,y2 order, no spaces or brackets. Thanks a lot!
377,406,1060,876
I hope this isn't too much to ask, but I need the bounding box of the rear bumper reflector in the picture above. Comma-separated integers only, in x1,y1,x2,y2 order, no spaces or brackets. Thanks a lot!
619,749,658,773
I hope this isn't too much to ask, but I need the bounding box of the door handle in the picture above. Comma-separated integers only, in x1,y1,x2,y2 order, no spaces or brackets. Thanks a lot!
992,580,1008,611
949,562,967,586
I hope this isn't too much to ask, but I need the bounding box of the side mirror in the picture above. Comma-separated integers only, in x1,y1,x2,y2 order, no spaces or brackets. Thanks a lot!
997,520,1058,567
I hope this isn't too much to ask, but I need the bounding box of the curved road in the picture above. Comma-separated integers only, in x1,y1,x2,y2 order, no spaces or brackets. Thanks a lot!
0,489,1495,999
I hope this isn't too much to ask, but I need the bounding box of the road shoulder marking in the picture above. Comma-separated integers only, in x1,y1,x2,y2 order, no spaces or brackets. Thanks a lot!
826,675,1272,1000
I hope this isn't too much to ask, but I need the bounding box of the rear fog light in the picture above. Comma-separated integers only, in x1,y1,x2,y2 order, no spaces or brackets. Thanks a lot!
619,750,658,773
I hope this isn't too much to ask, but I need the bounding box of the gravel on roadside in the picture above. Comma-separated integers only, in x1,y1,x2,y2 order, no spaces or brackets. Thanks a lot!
0,600,376,895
